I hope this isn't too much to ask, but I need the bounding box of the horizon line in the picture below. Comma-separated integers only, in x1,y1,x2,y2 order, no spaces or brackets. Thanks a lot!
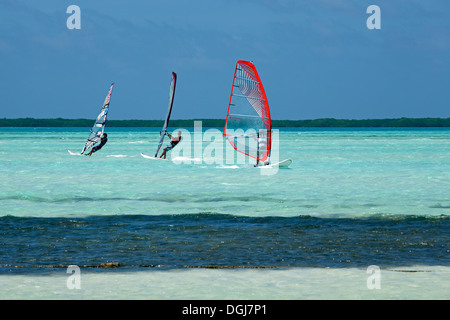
1,117,450,121
1,117,449,128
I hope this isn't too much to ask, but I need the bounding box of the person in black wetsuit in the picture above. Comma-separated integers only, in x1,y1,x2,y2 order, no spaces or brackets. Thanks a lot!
160,131,182,159
87,133,107,156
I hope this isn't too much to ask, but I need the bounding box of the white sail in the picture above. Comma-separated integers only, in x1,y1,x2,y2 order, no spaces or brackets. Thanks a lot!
81,83,114,154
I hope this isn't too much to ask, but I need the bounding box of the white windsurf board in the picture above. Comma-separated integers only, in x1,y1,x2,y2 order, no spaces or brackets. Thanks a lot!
258,159,292,168
140,153,169,160
68,150,81,156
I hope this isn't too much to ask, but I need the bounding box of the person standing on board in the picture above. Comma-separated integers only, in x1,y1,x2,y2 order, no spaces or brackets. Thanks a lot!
87,133,108,156
160,131,182,159
255,134,269,167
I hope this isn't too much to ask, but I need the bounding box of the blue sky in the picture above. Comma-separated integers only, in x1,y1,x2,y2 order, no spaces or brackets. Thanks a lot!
0,0,449,120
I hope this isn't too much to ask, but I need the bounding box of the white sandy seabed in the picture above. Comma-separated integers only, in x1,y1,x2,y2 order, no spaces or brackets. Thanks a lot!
1,266,449,300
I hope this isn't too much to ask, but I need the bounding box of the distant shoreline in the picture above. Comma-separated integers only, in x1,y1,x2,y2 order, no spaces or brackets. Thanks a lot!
0,117,449,127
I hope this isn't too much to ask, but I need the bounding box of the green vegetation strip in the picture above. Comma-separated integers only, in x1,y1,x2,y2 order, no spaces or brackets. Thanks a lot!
1,117,450,127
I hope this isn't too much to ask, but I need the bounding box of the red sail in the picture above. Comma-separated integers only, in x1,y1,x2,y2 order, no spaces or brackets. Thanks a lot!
223,61,271,162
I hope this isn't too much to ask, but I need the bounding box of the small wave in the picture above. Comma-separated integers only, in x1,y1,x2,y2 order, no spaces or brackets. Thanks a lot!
215,165,240,169
171,156,202,161
107,155,127,158
430,204,450,209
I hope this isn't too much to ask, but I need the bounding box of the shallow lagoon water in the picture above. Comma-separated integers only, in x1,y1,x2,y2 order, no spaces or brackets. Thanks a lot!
2,266,449,300
0,127,449,299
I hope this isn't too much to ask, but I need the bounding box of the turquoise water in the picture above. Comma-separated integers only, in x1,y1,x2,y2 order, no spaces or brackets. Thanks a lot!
2,127,450,218
0,127,449,299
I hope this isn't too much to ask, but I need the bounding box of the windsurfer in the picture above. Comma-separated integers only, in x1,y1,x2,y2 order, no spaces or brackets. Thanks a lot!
160,131,182,159
87,133,108,156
